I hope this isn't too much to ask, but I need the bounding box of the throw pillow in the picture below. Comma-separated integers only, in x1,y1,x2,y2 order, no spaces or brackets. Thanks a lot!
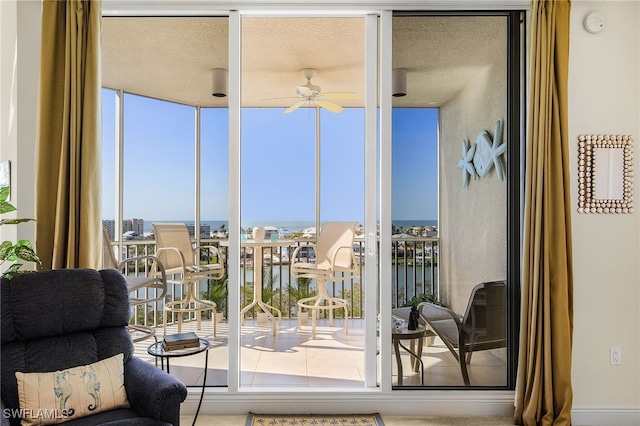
15,353,130,425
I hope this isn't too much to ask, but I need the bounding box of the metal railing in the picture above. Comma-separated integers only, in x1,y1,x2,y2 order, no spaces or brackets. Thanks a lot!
113,236,439,329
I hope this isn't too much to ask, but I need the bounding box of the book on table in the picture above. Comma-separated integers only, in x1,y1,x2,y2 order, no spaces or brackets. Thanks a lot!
162,332,200,351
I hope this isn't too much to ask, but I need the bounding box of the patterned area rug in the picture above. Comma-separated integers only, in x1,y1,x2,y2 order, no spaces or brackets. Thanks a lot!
246,413,384,425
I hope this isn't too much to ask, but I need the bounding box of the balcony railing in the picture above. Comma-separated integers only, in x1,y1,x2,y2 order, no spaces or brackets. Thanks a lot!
113,236,439,330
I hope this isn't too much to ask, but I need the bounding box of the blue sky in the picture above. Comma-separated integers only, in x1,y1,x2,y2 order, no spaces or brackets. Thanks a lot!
102,90,438,224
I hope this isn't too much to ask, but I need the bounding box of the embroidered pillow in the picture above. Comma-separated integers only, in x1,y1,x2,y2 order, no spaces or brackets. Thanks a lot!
15,353,129,425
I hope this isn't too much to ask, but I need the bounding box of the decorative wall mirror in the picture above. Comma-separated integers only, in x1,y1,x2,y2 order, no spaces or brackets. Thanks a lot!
578,134,634,214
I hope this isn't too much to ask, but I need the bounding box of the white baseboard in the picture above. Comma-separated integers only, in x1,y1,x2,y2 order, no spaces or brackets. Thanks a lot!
182,389,516,417
572,407,640,426
182,390,640,424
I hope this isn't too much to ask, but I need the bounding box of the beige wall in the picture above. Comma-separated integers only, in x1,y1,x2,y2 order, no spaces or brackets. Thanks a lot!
568,0,640,422
0,0,40,251
439,16,508,316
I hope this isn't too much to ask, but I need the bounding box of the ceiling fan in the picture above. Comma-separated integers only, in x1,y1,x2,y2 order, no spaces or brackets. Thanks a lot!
284,68,358,114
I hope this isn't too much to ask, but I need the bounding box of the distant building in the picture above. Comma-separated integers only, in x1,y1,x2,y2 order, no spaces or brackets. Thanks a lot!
102,218,145,240
278,227,292,238
302,227,316,238
102,220,116,240
264,226,279,239
125,218,144,235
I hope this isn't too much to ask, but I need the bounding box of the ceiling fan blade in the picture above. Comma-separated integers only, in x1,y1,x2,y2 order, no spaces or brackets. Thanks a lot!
284,100,306,114
261,96,302,101
315,98,343,113
296,85,313,96
321,91,359,100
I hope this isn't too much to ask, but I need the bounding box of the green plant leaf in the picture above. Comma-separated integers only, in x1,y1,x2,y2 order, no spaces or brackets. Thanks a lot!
0,201,16,215
0,185,41,273
14,241,42,266
0,186,9,202
0,240,11,259
1,218,35,226
1,262,23,279
6,263,22,272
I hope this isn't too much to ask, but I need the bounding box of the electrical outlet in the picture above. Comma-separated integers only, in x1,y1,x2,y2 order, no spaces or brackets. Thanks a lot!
610,346,622,365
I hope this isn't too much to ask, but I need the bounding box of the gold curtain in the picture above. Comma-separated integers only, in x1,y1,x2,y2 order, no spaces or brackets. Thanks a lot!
515,1,573,425
35,0,102,270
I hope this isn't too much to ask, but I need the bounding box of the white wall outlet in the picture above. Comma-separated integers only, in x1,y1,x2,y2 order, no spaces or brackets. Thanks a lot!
610,346,622,365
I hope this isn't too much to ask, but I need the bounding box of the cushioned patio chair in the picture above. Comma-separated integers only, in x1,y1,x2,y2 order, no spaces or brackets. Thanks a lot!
290,222,360,339
417,280,507,386
1,268,187,426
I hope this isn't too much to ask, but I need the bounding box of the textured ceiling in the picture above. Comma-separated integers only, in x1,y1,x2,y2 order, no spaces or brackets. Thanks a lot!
102,16,506,109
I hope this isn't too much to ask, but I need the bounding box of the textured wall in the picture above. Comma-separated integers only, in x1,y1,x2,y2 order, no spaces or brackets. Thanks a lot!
438,21,508,316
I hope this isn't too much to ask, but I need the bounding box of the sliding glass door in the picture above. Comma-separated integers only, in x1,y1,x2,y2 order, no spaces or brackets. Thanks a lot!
239,16,368,388
391,12,522,388
101,9,522,393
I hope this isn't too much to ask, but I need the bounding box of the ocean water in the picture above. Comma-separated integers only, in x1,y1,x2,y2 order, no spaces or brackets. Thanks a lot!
143,219,437,234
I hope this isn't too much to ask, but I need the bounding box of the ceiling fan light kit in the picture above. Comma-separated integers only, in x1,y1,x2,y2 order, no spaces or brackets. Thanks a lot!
392,68,408,97
211,68,228,97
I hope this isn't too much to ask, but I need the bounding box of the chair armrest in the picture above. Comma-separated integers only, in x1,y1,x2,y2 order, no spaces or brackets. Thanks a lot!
331,245,360,277
290,244,317,276
417,302,462,327
291,244,316,261
117,255,168,299
117,254,165,275
124,357,187,425
194,244,224,265
156,247,189,284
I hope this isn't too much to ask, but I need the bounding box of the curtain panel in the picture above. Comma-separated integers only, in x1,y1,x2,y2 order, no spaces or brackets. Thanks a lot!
35,0,102,269
515,1,573,425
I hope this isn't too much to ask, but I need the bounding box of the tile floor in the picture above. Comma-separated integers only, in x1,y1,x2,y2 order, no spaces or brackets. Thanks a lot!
133,317,507,388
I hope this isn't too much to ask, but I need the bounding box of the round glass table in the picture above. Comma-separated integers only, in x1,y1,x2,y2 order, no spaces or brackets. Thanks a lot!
148,338,210,425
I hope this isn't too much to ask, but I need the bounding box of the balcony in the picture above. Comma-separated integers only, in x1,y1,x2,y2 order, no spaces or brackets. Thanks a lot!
117,235,440,327
110,234,506,388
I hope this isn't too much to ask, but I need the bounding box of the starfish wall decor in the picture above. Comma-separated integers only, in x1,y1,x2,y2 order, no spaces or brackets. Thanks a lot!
456,120,507,187
457,138,476,188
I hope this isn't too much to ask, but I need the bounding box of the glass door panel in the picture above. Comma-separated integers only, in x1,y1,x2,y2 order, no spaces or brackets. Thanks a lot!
392,14,510,388
101,16,230,387
240,16,366,389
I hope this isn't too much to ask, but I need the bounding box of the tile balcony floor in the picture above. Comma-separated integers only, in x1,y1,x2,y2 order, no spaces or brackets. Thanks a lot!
133,317,507,389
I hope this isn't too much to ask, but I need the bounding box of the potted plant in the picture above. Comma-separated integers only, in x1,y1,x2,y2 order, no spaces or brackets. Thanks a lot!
0,186,42,278
401,293,445,344
202,277,228,323
402,292,445,309
257,268,278,324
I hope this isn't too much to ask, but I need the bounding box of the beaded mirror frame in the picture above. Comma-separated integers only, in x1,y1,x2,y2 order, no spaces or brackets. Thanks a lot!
577,134,634,214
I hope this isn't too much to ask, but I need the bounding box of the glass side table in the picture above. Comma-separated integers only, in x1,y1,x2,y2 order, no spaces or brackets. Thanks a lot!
148,338,210,426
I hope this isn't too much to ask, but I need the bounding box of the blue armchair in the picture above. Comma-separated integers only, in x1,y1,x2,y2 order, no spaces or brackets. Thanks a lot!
1,268,188,426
